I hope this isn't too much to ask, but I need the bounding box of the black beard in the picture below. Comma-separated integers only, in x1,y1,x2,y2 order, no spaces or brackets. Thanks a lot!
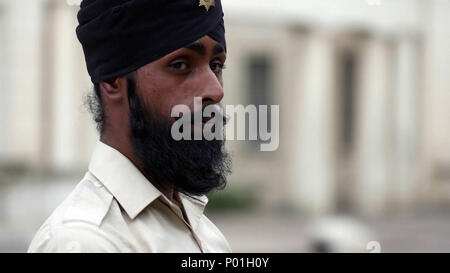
127,77,232,197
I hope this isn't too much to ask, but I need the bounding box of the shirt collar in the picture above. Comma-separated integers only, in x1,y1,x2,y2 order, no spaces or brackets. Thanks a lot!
88,141,162,220
179,193,209,232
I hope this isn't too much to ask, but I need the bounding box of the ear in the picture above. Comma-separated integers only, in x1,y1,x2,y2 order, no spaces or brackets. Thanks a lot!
99,76,128,102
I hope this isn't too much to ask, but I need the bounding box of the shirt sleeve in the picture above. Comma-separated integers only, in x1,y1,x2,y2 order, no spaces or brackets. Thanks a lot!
28,224,120,253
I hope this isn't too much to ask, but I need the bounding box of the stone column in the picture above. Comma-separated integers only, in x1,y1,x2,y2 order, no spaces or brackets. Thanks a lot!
290,30,336,216
3,0,44,168
421,0,450,205
391,35,419,210
355,35,391,216
0,6,7,158
47,2,84,171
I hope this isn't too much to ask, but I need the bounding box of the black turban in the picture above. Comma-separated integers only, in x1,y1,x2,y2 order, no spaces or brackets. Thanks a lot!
76,0,226,83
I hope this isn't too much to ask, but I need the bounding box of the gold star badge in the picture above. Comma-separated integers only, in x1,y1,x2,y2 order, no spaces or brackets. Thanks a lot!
199,0,215,12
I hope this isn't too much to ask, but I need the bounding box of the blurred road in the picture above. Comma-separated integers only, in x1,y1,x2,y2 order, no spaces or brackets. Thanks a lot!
208,211,450,253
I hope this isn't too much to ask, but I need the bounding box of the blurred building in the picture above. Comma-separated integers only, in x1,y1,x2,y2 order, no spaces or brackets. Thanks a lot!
0,0,449,221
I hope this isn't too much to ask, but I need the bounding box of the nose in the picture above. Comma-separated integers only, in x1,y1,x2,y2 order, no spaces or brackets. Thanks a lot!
197,66,224,105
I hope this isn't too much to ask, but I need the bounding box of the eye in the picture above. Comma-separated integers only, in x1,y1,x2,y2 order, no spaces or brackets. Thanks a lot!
169,60,189,71
210,60,226,74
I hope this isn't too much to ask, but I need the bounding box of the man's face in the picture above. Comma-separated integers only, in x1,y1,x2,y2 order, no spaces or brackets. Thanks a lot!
124,35,231,197
133,35,226,120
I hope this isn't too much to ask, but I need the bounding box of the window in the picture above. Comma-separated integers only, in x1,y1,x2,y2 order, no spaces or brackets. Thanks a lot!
339,51,357,151
245,55,274,151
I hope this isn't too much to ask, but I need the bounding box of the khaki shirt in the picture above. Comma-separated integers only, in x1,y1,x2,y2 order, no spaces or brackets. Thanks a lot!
28,141,232,253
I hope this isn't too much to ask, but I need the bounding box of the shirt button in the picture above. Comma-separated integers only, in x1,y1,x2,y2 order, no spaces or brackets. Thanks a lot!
66,241,81,252
93,181,103,188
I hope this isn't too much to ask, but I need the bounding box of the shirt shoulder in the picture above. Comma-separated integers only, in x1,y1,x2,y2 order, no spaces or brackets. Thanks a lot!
198,214,233,253
61,172,114,226
28,172,119,253
27,223,119,253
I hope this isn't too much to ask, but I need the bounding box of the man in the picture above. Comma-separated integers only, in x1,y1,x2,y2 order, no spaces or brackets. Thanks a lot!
28,0,232,253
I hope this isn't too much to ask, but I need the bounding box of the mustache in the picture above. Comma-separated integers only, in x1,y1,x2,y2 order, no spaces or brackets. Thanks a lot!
174,104,229,125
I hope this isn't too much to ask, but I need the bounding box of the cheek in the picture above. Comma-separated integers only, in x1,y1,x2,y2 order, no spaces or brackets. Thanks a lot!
138,68,200,115
146,83,193,118
137,75,175,116
164,89,197,117
160,80,199,112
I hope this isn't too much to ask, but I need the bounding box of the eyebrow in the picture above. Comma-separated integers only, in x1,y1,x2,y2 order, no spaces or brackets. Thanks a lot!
212,43,225,56
183,42,225,56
